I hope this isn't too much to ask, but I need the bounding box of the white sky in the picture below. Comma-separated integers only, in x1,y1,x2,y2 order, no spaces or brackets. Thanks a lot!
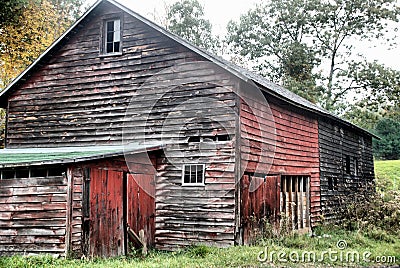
86,0,400,70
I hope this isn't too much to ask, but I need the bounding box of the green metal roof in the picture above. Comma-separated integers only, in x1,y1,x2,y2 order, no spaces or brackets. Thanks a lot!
0,143,163,168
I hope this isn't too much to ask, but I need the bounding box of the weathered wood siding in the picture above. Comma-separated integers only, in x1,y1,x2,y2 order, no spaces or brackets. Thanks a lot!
240,95,320,226
0,175,68,255
5,1,203,148
131,70,240,250
68,166,84,256
318,119,374,222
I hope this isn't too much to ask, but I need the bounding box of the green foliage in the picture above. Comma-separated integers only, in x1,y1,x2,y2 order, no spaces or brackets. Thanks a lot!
0,0,84,89
227,0,400,113
0,0,29,28
375,160,400,192
166,0,220,53
373,118,400,160
226,1,321,103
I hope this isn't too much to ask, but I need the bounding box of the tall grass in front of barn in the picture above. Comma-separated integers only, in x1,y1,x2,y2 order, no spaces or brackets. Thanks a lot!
0,160,399,267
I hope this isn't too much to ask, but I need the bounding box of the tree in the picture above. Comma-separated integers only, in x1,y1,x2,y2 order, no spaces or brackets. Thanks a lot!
166,0,220,53
227,0,400,112
373,118,400,160
0,0,84,148
0,0,84,88
0,0,29,28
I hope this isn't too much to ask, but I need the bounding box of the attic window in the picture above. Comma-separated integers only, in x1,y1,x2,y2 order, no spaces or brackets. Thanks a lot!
104,19,121,54
182,164,205,186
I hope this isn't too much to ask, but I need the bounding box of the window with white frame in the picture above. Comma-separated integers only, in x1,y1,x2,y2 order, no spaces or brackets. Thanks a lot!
182,164,205,186
104,19,121,54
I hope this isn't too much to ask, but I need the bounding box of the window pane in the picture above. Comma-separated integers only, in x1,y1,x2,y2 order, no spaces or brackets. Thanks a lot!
184,165,191,184
107,32,113,42
114,30,120,42
106,42,113,53
114,41,120,52
107,21,114,32
2,170,15,179
196,165,203,184
114,19,120,32
31,168,47,178
16,169,29,178
192,165,196,183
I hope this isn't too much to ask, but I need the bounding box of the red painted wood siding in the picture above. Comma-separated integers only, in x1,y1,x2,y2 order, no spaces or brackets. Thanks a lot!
240,96,320,225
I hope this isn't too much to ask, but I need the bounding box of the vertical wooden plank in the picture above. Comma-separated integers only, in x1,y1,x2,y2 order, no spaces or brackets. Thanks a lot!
299,176,304,229
241,175,250,245
305,176,310,228
288,176,293,230
65,168,73,256
282,176,286,215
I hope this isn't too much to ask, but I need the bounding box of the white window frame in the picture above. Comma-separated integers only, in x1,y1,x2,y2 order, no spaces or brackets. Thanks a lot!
104,19,121,54
182,164,205,186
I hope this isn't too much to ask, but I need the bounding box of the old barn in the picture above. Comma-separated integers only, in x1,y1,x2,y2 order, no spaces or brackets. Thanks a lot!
0,0,375,257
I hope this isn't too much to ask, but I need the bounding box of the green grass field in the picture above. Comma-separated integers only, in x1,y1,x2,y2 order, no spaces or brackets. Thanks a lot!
375,159,400,191
0,160,399,267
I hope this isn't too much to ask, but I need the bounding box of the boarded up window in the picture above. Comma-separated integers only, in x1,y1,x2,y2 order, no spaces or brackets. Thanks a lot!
280,175,310,232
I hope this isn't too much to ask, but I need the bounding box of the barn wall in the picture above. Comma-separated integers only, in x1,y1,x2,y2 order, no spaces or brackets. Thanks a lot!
5,1,204,148
240,94,320,226
0,174,68,255
318,119,374,222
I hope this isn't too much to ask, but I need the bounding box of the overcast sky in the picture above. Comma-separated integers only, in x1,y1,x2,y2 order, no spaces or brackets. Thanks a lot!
86,0,400,70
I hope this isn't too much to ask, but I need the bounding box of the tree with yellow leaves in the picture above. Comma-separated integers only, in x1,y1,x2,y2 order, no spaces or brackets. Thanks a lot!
0,0,83,148
0,0,83,88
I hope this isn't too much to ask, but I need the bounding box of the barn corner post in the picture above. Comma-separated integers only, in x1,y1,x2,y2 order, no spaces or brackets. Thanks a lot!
234,83,242,246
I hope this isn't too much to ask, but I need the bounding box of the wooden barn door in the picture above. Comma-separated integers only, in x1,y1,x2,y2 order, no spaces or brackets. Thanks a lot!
241,174,280,244
88,168,125,257
126,174,155,249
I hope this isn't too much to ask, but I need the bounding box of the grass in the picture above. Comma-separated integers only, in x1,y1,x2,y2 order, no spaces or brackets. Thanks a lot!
375,159,400,192
0,160,399,267
1,231,399,268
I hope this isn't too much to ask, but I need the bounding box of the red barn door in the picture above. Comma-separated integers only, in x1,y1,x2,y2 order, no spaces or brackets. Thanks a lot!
126,173,155,248
88,168,125,257
241,174,280,244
